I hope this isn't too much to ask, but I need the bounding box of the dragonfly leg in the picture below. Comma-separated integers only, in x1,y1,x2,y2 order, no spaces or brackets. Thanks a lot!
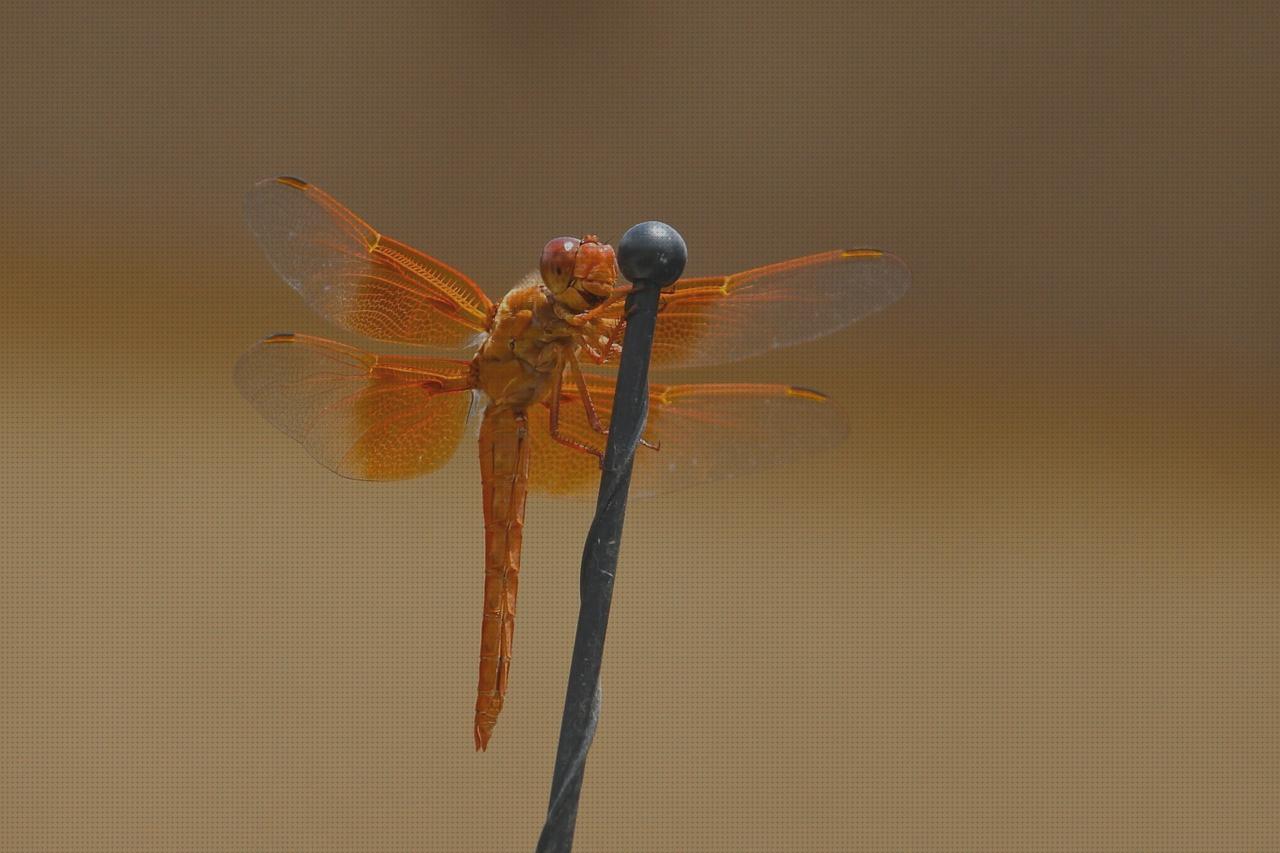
549,363,605,463
565,349,660,452
582,320,622,365
566,350,606,434
566,284,635,327
599,317,625,363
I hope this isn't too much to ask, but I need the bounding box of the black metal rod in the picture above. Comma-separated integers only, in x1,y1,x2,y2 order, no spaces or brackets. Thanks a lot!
536,222,687,853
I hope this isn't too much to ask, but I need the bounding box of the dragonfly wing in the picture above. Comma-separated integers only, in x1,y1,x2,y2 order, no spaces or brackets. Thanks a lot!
245,177,493,349
594,249,908,369
235,333,476,480
527,374,846,497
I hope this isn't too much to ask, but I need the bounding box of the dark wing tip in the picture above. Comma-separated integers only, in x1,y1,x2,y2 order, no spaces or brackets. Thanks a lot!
248,175,309,192
788,386,830,402
841,248,912,299
841,248,909,270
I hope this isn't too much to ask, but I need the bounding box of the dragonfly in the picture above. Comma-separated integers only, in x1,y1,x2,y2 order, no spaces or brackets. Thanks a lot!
235,177,910,750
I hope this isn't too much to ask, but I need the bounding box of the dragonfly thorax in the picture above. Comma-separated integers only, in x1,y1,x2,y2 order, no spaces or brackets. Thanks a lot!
472,284,582,409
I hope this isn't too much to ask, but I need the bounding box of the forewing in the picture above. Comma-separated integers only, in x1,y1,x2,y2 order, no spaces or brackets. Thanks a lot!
245,177,493,348
527,374,846,497
597,249,909,369
235,333,475,480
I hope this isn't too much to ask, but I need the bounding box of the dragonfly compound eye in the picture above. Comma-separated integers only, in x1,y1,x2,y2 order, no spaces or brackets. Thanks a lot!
540,236,580,294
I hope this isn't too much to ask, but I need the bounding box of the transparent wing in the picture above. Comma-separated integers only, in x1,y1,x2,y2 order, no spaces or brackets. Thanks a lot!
245,177,493,349
235,333,476,480
593,249,909,369
527,374,846,497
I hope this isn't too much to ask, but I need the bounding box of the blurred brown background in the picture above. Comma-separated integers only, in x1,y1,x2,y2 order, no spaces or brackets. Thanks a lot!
2,2,1276,850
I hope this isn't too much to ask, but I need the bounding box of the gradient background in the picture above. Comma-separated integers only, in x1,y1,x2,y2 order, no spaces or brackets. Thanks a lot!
3,2,1277,850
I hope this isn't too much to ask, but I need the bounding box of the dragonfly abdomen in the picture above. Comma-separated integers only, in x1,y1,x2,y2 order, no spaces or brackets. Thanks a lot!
474,406,533,750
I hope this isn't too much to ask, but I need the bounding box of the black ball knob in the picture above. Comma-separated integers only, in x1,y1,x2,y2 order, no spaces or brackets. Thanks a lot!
616,221,687,289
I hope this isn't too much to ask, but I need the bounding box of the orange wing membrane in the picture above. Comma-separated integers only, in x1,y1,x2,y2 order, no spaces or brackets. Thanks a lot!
234,333,476,480
595,249,909,369
528,374,847,497
245,177,494,349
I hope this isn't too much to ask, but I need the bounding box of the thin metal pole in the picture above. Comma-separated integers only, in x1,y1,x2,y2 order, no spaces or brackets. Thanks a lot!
536,222,687,853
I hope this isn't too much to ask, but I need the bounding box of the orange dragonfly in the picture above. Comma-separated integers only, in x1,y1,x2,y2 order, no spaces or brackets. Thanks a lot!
235,177,910,750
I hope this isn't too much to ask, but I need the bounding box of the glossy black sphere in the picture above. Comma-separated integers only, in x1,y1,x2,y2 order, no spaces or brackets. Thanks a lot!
616,220,687,289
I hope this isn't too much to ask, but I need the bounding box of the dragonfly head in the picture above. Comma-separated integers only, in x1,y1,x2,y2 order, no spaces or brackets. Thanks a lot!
540,235,619,313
